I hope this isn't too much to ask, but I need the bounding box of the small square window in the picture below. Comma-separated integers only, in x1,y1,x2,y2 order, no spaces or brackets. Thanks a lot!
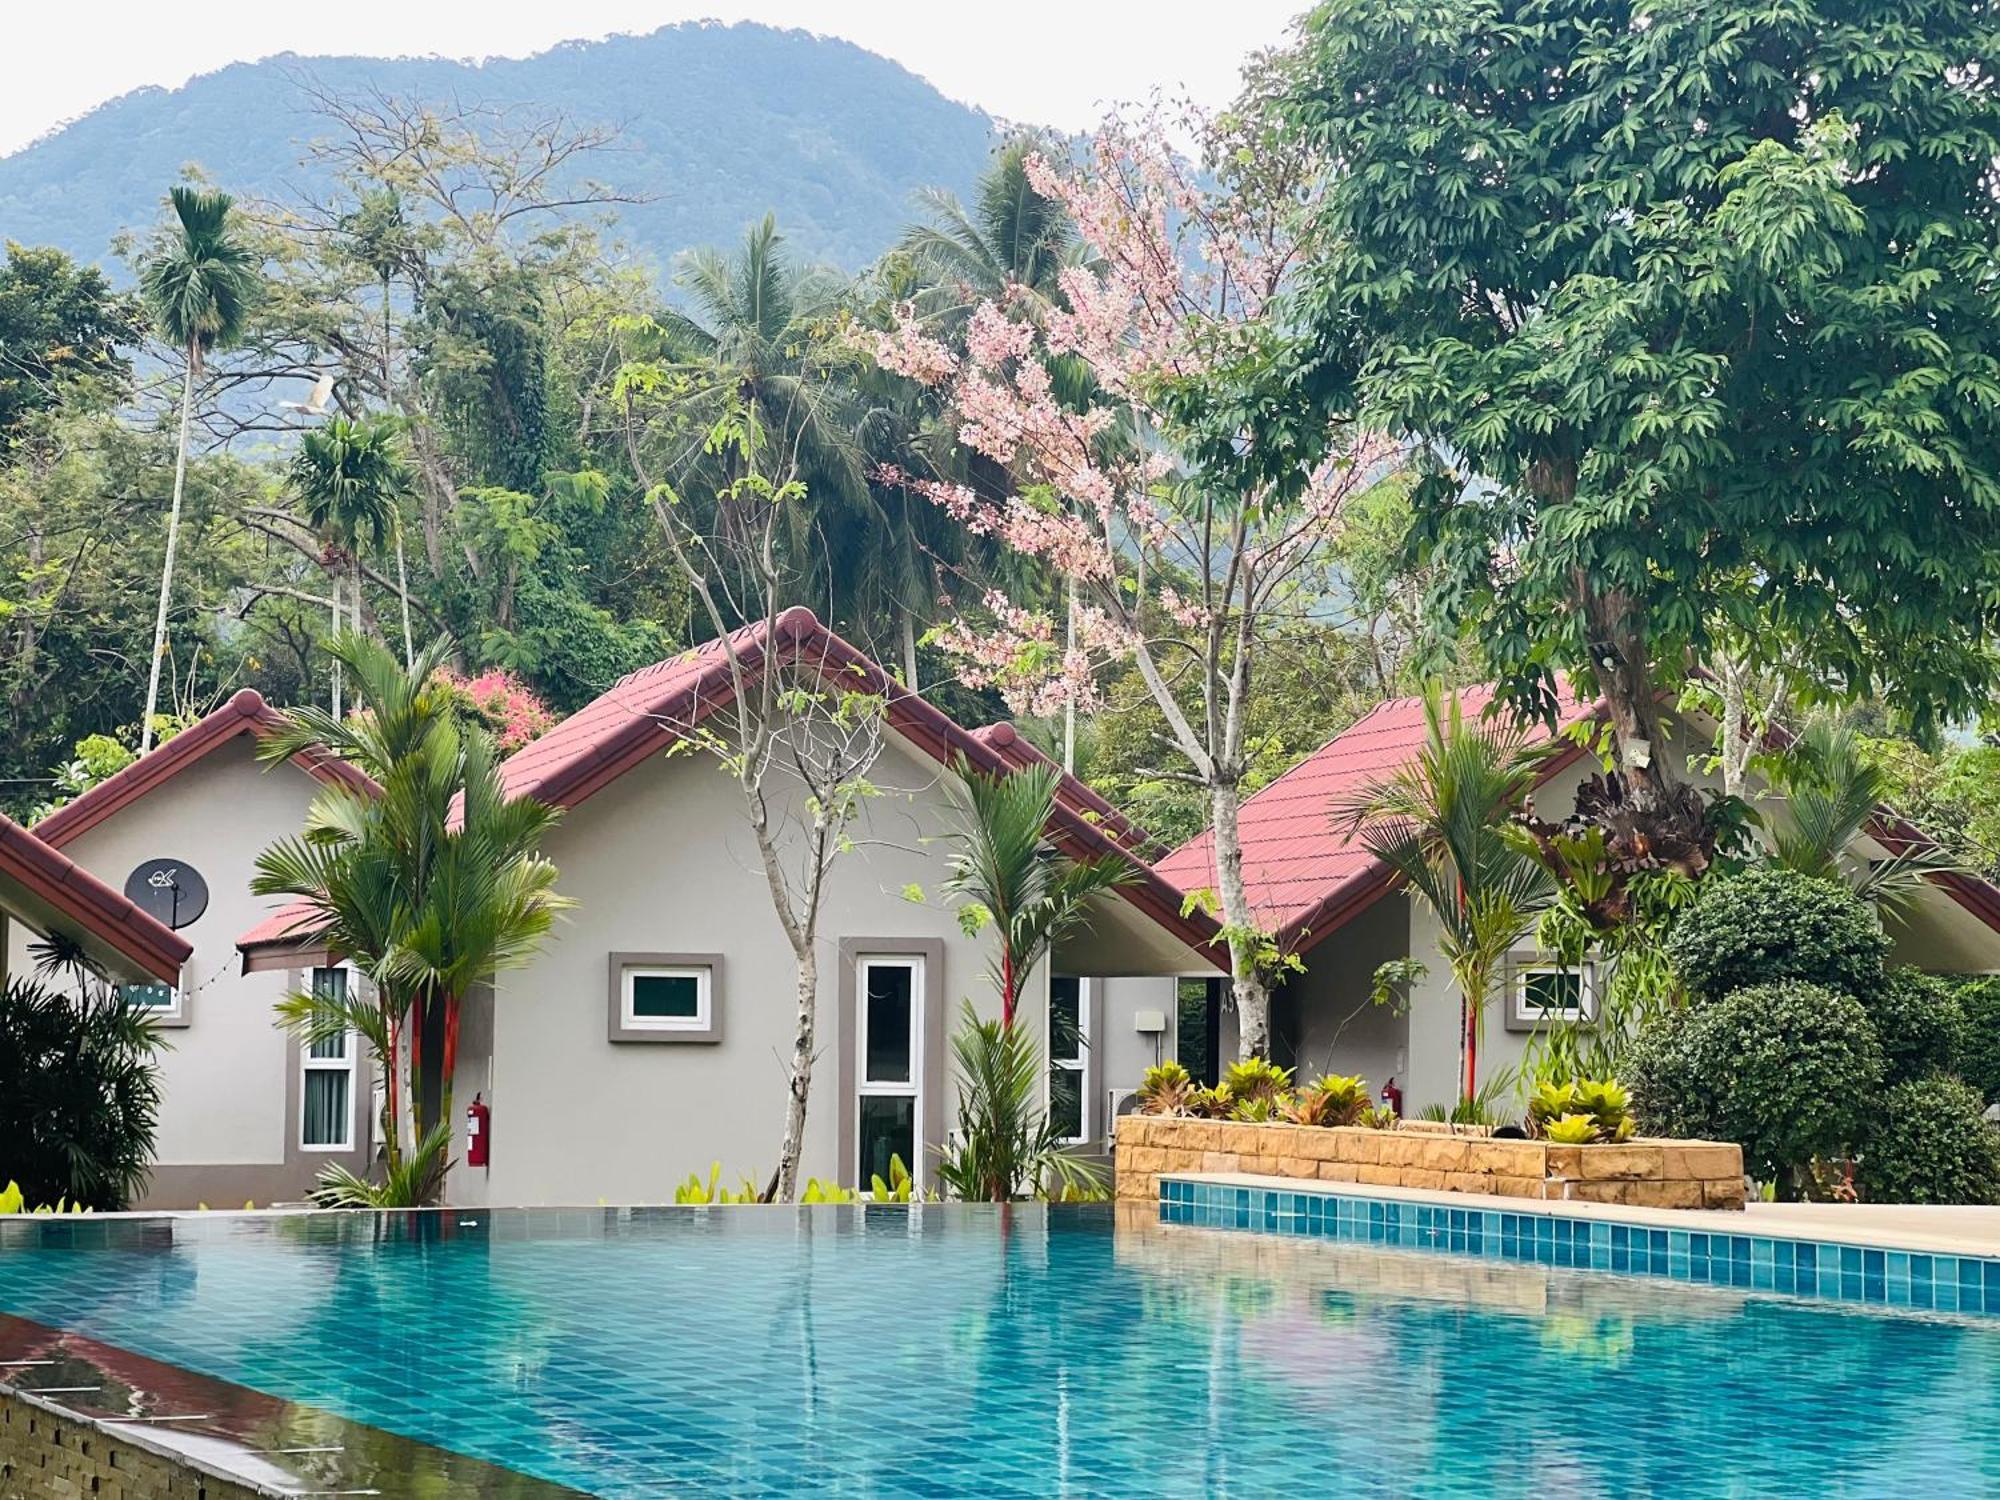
609,954,724,1043
1506,957,1598,1032
632,971,703,1021
119,981,185,1026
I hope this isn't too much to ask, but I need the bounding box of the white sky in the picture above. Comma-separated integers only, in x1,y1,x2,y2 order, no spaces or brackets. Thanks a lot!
2,2,1310,157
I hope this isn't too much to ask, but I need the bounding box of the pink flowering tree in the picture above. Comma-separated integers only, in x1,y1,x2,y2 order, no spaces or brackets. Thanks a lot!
873,101,1389,1059
436,667,558,753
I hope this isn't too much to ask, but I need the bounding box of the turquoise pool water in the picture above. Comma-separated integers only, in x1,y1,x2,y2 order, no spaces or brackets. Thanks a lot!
0,1205,1995,1497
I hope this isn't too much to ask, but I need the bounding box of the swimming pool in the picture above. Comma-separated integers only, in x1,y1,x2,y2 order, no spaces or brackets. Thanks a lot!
0,1204,1995,1497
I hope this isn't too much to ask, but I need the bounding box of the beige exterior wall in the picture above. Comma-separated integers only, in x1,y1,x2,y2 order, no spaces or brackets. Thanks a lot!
448,732,1109,1206
10,738,373,1207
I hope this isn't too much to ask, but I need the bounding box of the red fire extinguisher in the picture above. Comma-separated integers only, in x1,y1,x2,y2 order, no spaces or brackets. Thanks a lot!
466,1093,491,1168
1382,1077,1403,1119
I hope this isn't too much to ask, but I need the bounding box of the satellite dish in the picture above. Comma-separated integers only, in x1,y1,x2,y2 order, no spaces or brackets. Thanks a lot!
123,859,209,930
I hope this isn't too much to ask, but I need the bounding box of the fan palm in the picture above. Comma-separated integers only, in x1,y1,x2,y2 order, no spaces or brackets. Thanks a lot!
137,186,259,751
253,633,569,1199
1769,715,1966,917
942,756,1133,1029
1332,688,1558,1103
288,414,414,712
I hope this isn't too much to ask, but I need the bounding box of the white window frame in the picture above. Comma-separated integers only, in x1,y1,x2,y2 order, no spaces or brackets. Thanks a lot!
619,964,714,1034
856,954,924,1193
1506,956,1600,1031
1048,975,1091,1144
120,981,184,1024
300,964,358,1153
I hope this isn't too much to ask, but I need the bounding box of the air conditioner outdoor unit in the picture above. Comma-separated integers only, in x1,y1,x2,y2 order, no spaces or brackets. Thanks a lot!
1106,1088,1142,1144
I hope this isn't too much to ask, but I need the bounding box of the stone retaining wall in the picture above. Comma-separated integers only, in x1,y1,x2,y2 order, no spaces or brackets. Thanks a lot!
0,1393,267,1499
1115,1116,1745,1210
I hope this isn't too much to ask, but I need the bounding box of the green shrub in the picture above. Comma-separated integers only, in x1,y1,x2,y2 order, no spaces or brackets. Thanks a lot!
1627,980,1883,1193
0,977,163,1210
1664,868,1888,1003
1856,1075,2000,1205
1864,969,1963,1084
1953,978,2000,1106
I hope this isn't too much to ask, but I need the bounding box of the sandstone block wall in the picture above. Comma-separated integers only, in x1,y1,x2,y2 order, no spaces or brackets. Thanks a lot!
1115,1116,1745,1211
0,1394,267,1500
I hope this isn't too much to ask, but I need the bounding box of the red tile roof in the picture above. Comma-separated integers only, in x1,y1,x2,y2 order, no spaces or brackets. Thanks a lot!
0,812,192,984
1155,683,1597,954
32,689,378,850
243,609,1225,966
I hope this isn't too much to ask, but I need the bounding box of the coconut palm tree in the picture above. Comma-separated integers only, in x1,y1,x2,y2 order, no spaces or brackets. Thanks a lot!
287,415,412,714
137,186,259,752
1332,688,1558,1104
252,634,569,1205
942,756,1133,1030
660,215,869,520
1769,714,1966,916
900,136,1080,325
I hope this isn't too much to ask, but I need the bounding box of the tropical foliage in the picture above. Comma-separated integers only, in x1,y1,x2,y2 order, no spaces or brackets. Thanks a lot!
942,757,1131,1028
1332,688,1555,1102
0,963,163,1210
933,1003,1106,1202
253,634,569,1203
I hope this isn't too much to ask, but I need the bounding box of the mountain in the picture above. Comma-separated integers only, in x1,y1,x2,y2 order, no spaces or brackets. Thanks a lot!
0,22,1000,273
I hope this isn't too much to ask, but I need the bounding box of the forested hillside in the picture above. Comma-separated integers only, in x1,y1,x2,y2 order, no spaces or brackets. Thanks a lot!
0,22,996,270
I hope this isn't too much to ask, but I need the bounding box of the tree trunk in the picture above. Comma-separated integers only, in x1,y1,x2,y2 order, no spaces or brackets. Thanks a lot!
773,943,819,1202
1575,573,1675,809
394,521,414,668
900,611,919,693
330,566,344,720
1209,778,1271,1059
141,355,197,754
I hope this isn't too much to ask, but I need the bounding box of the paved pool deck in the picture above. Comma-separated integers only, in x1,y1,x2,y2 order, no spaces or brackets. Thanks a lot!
1173,1172,2000,1257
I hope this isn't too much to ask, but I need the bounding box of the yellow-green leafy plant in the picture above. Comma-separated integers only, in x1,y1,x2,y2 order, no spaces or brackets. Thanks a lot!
1544,1114,1601,1145
801,1178,859,1204
870,1153,916,1202
1529,1078,1634,1143
1221,1058,1293,1114
1232,1093,1287,1123
672,1163,762,1204
0,1181,90,1215
1527,1080,1581,1134
1358,1103,1400,1131
1572,1079,1636,1141
1136,1060,1198,1116
1285,1074,1372,1128
1188,1084,1237,1119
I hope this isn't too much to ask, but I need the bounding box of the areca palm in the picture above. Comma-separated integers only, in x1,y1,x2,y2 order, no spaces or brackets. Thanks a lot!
1770,715,1965,916
288,414,414,713
252,633,568,1202
137,186,259,751
1332,689,1558,1103
943,757,1133,1029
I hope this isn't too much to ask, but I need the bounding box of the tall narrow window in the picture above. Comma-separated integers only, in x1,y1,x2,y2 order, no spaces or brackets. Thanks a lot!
301,966,356,1151
857,957,921,1188
1049,976,1088,1143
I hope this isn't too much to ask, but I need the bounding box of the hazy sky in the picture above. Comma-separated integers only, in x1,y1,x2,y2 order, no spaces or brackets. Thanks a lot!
3,2,1309,157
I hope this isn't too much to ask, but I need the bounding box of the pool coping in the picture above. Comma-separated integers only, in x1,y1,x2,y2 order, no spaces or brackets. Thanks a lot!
1161,1172,2000,1317
1172,1171,2000,1256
